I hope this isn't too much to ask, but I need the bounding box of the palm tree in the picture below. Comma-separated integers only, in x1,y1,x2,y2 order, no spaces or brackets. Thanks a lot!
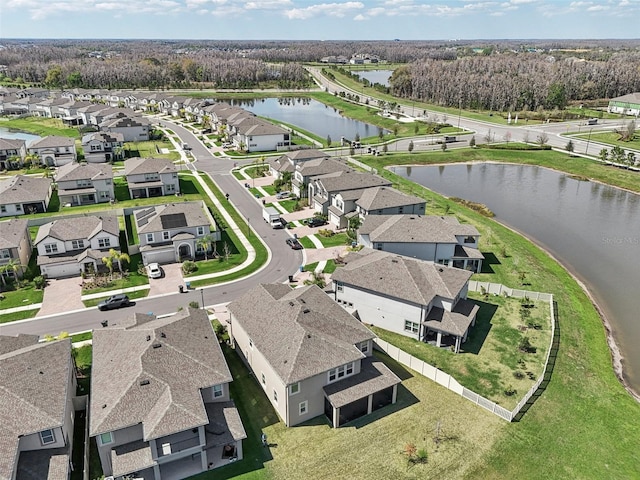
109,249,130,275
197,234,214,260
0,259,26,286
102,255,114,280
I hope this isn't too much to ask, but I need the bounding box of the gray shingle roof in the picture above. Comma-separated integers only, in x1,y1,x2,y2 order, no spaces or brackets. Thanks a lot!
356,186,425,211
16,447,70,480
297,158,351,177
610,92,640,104
281,149,329,162
0,138,26,151
332,248,473,306
35,215,118,244
81,131,124,145
55,162,113,182
0,218,28,250
28,136,75,149
241,122,288,136
359,215,479,244
423,298,479,337
135,202,209,234
111,440,156,478
89,308,232,440
314,170,391,193
228,284,375,385
124,157,177,176
0,175,52,204
0,337,72,480
204,401,247,447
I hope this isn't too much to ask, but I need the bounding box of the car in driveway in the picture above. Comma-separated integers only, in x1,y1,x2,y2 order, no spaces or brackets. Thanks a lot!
286,238,303,250
307,217,328,228
146,263,162,279
276,191,291,200
97,294,131,311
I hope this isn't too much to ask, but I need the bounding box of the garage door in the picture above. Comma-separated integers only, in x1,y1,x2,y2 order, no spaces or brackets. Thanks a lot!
142,248,176,266
42,262,82,279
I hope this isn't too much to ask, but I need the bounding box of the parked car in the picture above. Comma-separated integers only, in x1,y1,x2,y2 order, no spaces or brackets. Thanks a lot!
146,263,162,279
97,294,131,311
286,238,303,250
276,191,291,200
182,143,191,150
307,217,328,228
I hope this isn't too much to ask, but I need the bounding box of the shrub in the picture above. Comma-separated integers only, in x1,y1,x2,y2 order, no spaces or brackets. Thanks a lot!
318,229,335,237
188,301,200,309
182,261,197,274
518,336,536,353
504,385,517,396
513,370,525,379
33,275,46,289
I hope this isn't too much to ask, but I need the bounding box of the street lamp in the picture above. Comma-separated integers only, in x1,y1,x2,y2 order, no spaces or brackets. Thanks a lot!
585,128,593,155
200,288,205,310
247,217,250,237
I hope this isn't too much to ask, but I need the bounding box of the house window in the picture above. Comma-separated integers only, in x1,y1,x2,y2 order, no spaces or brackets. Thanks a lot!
213,384,223,398
98,238,111,248
299,401,308,415
358,341,369,354
144,173,159,181
290,382,300,395
0,205,6,213
44,244,58,254
404,320,419,334
398,206,404,214
40,429,55,445
336,282,343,293
375,243,383,250
76,179,91,187
166,184,175,193
71,240,84,249
1,249,10,259
98,432,113,446
146,233,154,243
163,231,170,241
273,390,278,403
328,362,355,383
16,204,22,212
197,226,205,236
261,373,266,386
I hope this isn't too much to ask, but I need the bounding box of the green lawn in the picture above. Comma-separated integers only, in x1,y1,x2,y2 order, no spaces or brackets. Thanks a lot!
124,214,139,245
0,308,38,324
571,130,640,151
303,259,337,274
185,253,245,277
0,117,80,138
297,237,315,249
276,199,298,213
81,254,148,295
124,140,180,160
0,283,43,310
316,232,351,248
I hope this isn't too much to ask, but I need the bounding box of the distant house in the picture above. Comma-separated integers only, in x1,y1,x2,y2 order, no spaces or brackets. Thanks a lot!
0,335,76,480
332,249,479,353
292,157,351,198
358,215,483,272
232,120,290,153
27,136,77,167
55,162,115,206
90,308,246,480
100,113,151,142
124,157,180,199
135,202,218,265
0,175,53,217
0,138,27,170
0,218,32,280
268,149,330,180
33,97,73,118
81,131,125,163
228,283,401,428
35,215,121,278
608,93,640,116
355,187,426,218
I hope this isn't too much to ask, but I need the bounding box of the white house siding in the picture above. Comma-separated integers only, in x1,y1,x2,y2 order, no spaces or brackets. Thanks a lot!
242,133,286,153
335,285,424,339
106,125,149,142
141,246,176,266
41,261,83,279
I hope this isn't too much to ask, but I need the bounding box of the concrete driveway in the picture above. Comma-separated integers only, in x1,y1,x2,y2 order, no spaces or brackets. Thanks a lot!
147,263,184,297
37,277,84,317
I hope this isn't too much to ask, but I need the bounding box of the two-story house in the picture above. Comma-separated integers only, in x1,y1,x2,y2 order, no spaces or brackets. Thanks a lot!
268,149,330,180
233,121,290,153
0,334,76,480
355,186,426,218
0,138,27,170
0,219,32,280
228,283,401,428
90,308,246,480
135,202,218,265
35,215,121,278
331,249,479,353
0,175,53,217
100,113,150,142
358,215,484,272
124,157,180,199
81,132,125,163
27,136,77,167
55,162,115,206
291,157,351,198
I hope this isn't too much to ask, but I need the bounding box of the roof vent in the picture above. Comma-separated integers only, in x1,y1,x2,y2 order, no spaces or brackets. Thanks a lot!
438,268,444,272
39,371,44,375
139,379,150,386
146,335,151,341
102,404,107,409
307,334,311,338
303,308,310,314
161,332,166,338
152,343,162,349
391,259,398,263
289,301,295,307
300,299,306,304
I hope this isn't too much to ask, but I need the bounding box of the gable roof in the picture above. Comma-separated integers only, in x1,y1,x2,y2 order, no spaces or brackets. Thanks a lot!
0,138,26,151
0,336,72,480
0,175,52,204
356,186,425,211
610,92,640,104
81,131,124,145
359,215,480,244
135,202,209,234
297,157,351,177
283,149,329,162
0,218,29,250
28,136,75,150
228,284,374,385
89,308,232,439
332,248,473,306
124,157,177,176
55,162,114,183
313,170,391,193
35,215,118,244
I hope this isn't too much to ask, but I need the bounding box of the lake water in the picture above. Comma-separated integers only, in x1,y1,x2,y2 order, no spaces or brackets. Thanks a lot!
392,162,640,394
354,69,394,87
0,126,41,144
226,97,385,142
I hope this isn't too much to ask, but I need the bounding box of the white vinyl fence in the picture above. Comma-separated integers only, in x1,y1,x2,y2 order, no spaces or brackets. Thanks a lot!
374,282,557,422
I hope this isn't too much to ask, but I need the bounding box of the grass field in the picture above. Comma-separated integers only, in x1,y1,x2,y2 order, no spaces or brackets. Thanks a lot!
0,116,80,138
571,130,640,151
316,232,351,248
0,282,43,310
0,308,38,324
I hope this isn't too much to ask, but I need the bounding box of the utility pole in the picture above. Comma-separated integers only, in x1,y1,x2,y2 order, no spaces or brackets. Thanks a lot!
585,128,593,155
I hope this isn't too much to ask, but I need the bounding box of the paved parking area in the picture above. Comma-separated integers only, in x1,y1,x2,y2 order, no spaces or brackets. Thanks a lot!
37,277,84,317
147,263,185,297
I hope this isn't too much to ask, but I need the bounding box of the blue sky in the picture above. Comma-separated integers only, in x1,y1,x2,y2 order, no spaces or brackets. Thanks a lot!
0,0,638,40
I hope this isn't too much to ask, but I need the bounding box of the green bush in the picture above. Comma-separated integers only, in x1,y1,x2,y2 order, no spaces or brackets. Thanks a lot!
318,229,334,237
33,276,46,289
182,261,197,274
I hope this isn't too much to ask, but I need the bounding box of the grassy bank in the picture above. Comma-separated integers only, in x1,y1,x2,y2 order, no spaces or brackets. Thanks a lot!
0,117,80,138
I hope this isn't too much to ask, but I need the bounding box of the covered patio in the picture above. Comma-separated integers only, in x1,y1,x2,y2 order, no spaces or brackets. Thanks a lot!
422,299,480,353
452,244,484,273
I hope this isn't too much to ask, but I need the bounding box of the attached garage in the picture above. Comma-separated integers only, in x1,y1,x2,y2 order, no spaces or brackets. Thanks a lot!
140,245,176,266
40,262,83,279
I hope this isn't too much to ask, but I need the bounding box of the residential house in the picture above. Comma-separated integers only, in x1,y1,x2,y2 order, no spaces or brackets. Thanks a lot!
81,132,125,163
16,87,50,99
0,218,32,280
0,95,33,116
35,215,121,278
355,187,426,218
608,92,640,116
135,202,218,265
55,162,115,206
232,120,290,153
228,283,401,428
0,175,53,217
58,101,93,126
331,249,479,353
124,157,180,199
100,113,150,142
90,308,246,480
308,170,391,223
33,97,73,119
291,157,351,198
77,104,110,126
0,138,27,170
85,107,124,127
358,215,483,272
28,136,77,167
0,335,76,480
268,149,330,180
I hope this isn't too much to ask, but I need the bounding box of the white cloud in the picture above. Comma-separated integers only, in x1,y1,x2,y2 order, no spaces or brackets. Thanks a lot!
284,1,364,20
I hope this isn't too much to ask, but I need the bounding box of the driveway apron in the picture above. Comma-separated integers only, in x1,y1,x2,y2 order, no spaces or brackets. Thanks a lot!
37,277,84,317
